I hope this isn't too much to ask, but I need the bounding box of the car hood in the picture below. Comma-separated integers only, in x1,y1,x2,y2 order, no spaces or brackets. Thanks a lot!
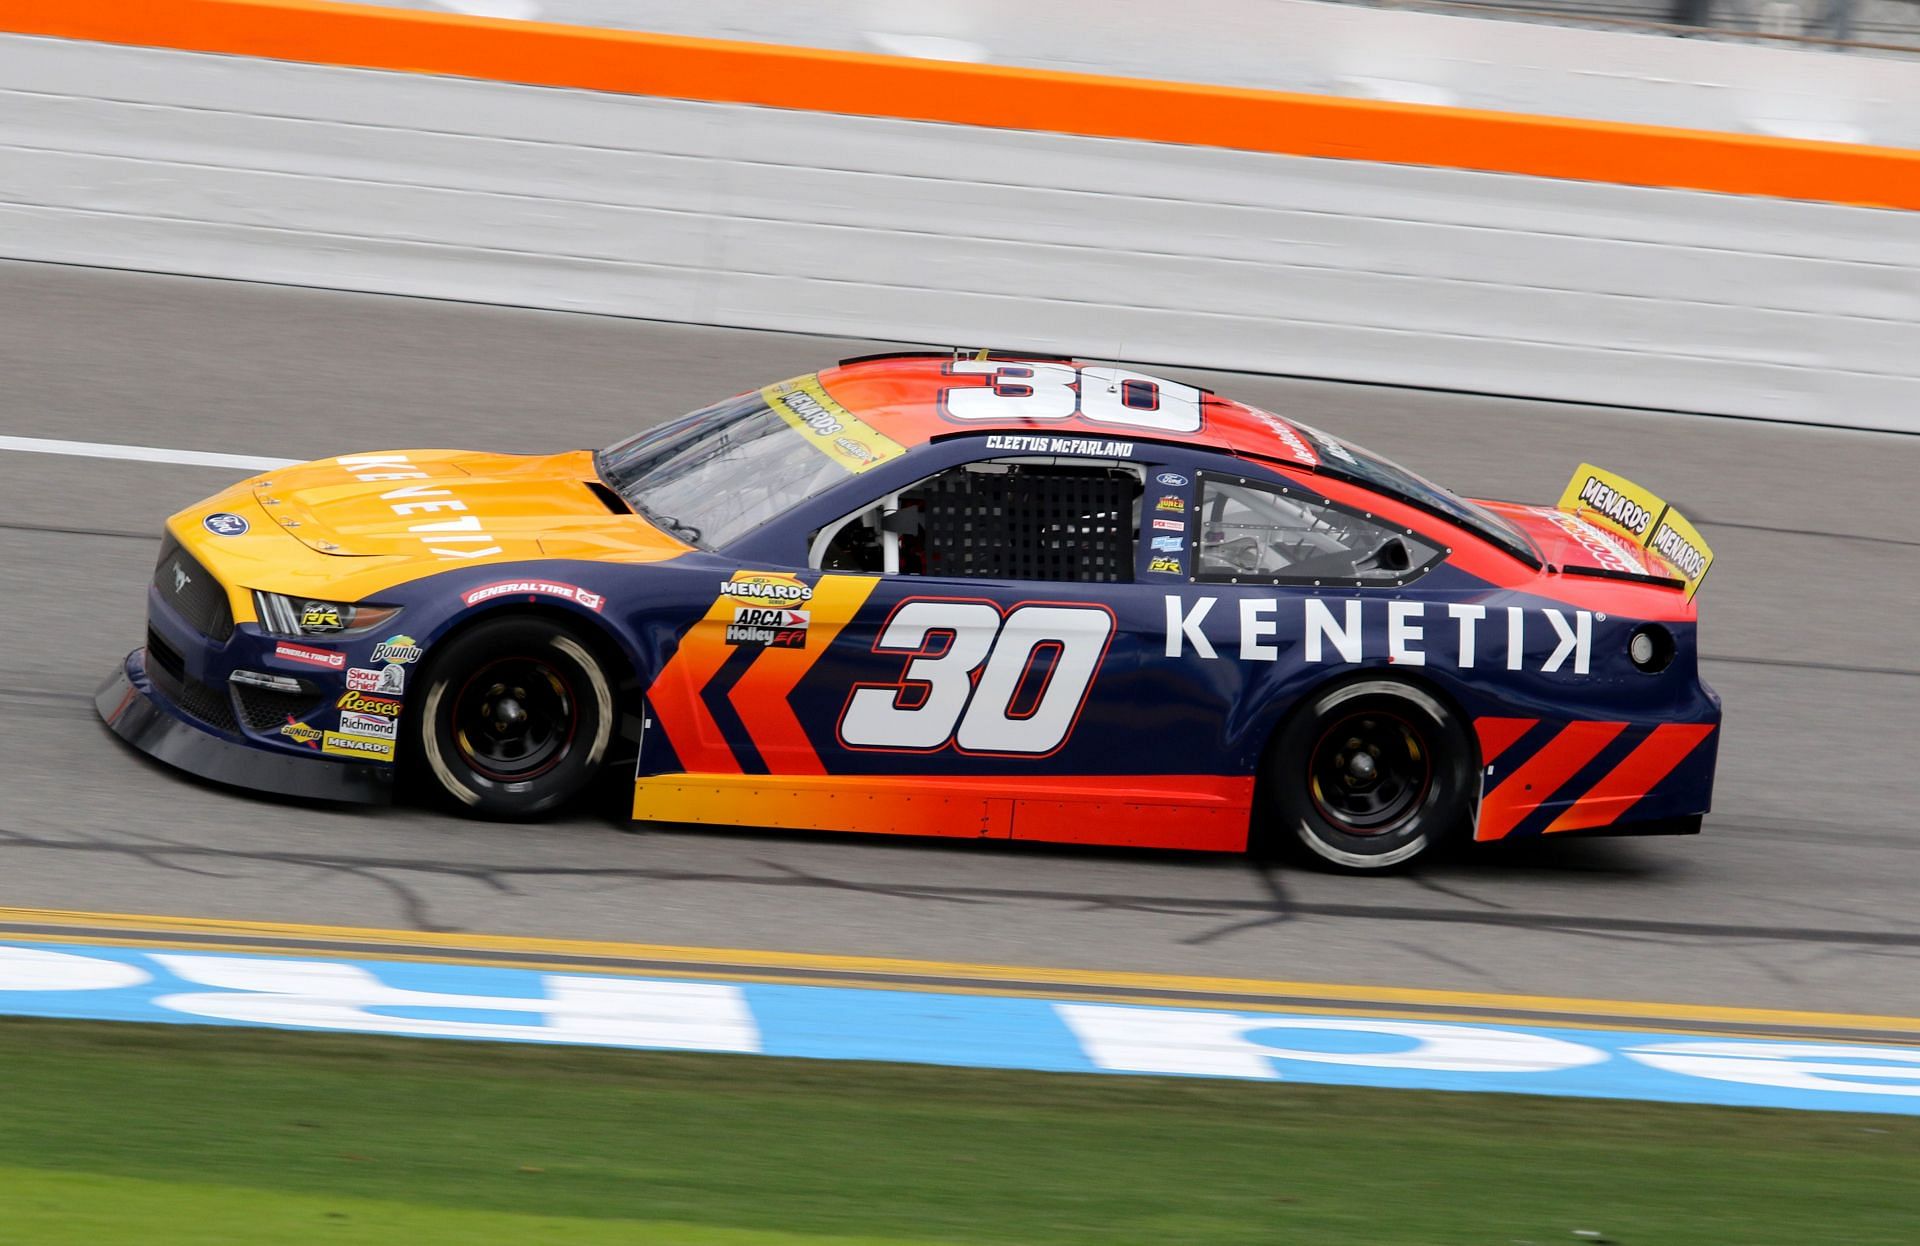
248,448,688,563
164,448,692,610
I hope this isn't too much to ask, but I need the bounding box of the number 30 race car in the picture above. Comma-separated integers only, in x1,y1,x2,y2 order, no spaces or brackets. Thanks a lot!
99,352,1720,870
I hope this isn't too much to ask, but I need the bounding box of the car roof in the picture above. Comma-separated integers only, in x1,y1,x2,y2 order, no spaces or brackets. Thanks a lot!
810,352,1325,471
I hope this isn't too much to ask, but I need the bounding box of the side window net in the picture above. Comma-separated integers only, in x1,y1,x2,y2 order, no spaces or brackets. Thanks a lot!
816,463,1139,582
1196,476,1440,585
924,466,1136,583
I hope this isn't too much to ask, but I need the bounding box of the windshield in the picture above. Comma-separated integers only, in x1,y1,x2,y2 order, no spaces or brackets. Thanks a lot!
1289,422,1539,567
595,391,855,548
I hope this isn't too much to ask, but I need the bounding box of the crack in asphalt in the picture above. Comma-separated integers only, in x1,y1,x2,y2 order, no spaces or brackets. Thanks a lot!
3,824,1912,951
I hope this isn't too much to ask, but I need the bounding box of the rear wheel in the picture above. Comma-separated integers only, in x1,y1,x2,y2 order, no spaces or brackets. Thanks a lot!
1265,678,1472,872
414,617,615,819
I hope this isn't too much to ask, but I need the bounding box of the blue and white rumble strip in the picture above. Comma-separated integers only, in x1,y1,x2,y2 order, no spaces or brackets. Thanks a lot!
3,940,1917,1114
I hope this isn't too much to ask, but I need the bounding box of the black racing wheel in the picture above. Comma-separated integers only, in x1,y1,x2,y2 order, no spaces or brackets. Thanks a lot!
414,616,615,819
1265,678,1472,872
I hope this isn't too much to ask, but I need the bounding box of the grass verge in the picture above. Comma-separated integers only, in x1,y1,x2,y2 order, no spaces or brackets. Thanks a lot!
0,1016,1914,1244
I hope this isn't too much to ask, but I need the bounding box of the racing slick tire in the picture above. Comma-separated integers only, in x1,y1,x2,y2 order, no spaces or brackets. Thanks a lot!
1264,678,1473,872
414,616,616,820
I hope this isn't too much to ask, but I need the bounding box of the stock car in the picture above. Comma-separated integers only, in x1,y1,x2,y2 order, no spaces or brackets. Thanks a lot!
98,351,1720,870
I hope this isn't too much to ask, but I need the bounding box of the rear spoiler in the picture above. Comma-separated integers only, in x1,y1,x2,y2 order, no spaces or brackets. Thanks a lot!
1556,463,1714,600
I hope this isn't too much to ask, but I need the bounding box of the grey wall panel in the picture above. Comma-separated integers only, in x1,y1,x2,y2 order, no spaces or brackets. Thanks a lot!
3,35,1918,430
373,0,1920,149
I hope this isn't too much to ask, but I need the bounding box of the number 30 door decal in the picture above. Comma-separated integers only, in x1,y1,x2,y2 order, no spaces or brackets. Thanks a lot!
838,600,1115,756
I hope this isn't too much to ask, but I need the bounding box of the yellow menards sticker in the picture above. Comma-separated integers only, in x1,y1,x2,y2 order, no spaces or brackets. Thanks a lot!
719,570,813,606
321,731,395,762
1557,463,1714,599
761,375,906,474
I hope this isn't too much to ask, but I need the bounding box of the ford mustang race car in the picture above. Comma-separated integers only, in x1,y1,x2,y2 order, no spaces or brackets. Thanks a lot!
98,351,1720,870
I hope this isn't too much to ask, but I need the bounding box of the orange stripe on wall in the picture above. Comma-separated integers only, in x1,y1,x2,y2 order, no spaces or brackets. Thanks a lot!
8,0,1920,212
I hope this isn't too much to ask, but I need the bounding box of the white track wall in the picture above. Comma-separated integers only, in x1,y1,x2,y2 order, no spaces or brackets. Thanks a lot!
4,34,1919,430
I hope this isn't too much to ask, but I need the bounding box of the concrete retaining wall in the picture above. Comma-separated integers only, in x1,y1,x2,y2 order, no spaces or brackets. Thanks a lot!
4,34,1918,429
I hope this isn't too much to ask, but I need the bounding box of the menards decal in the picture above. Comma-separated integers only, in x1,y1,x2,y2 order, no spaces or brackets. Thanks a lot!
1555,462,1714,600
761,376,906,474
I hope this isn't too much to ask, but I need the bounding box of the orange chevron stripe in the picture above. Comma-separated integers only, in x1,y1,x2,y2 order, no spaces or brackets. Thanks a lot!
727,575,878,775
645,592,750,775
1543,722,1717,834
1474,716,1538,767
1475,720,1626,842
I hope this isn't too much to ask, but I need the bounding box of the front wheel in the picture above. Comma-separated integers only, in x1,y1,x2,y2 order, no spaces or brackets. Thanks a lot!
1264,678,1472,872
414,616,615,819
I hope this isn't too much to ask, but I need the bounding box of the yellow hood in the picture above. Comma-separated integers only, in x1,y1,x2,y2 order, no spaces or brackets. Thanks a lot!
172,448,691,612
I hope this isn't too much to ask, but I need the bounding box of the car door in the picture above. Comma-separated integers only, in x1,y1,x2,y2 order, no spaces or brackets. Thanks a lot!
779,445,1240,839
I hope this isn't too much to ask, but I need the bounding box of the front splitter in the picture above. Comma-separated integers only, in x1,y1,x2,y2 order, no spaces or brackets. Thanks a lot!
95,649,394,805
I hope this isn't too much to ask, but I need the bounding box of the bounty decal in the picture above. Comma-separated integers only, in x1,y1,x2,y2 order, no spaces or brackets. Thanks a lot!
1556,463,1714,599
726,607,810,649
762,376,907,474
322,731,395,761
336,691,403,718
273,641,344,671
1151,536,1185,553
370,634,423,665
1165,596,1595,675
721,572,813,606
462,580,605,612
334,454,502,561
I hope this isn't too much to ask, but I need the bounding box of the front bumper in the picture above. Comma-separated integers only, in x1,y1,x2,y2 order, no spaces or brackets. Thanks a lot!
96,648,394,805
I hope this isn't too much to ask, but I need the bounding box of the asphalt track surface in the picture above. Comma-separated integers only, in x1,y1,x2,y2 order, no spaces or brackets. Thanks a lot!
4,259,1918,1018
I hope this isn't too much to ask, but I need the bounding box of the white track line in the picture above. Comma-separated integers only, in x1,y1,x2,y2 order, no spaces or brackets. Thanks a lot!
0,435,297,471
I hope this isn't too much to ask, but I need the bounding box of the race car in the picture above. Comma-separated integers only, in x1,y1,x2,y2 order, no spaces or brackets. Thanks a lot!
98,351,1720,870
